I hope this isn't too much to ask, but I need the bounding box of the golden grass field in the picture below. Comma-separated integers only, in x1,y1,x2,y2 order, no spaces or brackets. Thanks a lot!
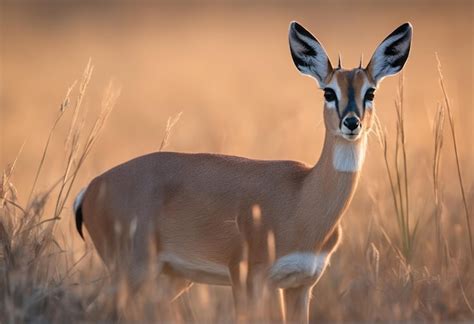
1,1,473,322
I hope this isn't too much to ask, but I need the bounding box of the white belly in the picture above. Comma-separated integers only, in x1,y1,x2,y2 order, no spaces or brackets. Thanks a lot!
160,252,330,288
160,252,231,286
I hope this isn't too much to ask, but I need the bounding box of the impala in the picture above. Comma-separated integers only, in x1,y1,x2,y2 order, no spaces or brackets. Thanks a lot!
73,21,412,322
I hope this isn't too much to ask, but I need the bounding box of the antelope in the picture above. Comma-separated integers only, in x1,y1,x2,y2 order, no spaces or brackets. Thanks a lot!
73,21,412,322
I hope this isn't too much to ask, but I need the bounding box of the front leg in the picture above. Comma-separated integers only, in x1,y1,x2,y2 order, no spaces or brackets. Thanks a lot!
268,253,325,324
270,225,342,322
229,260,284,322
283,285,312,323
264,285,285,322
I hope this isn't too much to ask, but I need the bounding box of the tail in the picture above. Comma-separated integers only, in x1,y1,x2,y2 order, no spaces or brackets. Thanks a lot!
73,188,87,240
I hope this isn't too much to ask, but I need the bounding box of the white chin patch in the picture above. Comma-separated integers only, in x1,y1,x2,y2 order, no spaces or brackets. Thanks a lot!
333,135,367,172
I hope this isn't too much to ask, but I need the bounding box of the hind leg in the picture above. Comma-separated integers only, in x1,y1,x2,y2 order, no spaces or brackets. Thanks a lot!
283,285,312,323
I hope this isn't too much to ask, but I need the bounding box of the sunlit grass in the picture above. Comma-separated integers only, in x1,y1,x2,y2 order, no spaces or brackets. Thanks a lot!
1,56,473,321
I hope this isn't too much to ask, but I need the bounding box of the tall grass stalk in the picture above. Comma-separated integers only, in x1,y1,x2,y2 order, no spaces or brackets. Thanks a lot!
374,73,420,262
158,112,182,152
26,81,77,207
432,102,445,267
436,54,473,257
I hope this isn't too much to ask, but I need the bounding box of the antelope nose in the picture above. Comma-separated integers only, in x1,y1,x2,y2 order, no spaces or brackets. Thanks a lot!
343,117,360,131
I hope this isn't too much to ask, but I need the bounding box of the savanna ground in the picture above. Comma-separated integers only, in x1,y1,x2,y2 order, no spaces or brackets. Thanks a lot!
1,0,473,322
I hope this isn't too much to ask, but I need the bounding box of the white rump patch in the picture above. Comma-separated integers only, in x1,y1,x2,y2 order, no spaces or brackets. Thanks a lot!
269,252,329,288
333,135,367,172
73,187,87,214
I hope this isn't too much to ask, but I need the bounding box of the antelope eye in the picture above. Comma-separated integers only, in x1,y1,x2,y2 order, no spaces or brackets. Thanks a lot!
364,88,375,102
324,88,337,102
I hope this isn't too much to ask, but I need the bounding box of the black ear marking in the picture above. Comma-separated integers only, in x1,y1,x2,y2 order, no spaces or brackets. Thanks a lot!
382,22,411,42
386,28,411,72
293,22,317,42
390,50,410,69
384,30,411,56
289,22,319,57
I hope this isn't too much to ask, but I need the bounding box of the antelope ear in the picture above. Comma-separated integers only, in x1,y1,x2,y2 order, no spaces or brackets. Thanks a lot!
289,21,333,87
366,23,413,84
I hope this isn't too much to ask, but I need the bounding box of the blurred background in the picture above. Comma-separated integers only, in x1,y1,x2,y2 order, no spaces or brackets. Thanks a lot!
1,0,473,321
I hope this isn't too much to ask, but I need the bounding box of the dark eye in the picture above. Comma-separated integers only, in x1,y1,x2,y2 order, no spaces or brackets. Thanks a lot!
364,88,375,102
324,88,337,102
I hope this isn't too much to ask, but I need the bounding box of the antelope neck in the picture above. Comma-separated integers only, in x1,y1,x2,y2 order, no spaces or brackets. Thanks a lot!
297,132,367,246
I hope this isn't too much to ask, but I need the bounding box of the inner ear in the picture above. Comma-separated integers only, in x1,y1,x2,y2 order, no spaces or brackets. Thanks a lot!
289,21,333,86
366,22,412,83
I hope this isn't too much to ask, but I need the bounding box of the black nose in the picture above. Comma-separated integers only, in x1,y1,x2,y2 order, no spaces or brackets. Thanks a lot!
343,117,360,131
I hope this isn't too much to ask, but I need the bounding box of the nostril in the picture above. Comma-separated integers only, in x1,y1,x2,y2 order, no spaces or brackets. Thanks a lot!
343,117,360,131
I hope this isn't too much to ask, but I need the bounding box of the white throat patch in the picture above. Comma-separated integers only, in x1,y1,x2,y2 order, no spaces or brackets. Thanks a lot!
333,135,367,172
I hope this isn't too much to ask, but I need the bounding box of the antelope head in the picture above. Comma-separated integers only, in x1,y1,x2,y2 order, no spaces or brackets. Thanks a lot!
289,21,412,142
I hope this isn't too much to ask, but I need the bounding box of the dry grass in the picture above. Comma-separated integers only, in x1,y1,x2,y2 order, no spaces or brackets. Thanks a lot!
1,61,473,322
1,61,119,322
1,2,473,322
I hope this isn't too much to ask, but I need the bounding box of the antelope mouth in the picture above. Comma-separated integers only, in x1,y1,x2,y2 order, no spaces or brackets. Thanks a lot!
341,132,360,141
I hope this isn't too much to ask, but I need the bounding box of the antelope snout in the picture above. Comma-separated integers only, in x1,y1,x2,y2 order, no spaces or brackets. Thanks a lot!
341,115,361,140
343,116,360,131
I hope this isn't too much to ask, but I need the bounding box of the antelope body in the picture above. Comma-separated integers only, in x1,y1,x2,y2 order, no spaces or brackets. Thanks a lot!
74,21,412,322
